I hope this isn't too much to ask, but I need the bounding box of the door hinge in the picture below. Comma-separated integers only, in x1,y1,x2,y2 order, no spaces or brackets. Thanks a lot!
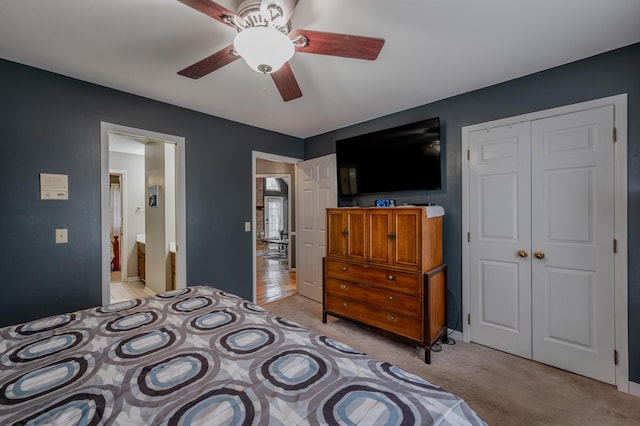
467,150,470,161
613,239,617,253
613,127,617,143
614,350,618,365
467,313,471,325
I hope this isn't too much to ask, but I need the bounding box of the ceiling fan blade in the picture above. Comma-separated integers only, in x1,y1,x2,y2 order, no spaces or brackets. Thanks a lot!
271,62,302,102
178,44,240,79
260,0,299,25
178,0,245,28
289,29,385,60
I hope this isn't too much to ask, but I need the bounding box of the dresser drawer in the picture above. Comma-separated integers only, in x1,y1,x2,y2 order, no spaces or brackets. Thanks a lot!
326,295,423,341
325,278,422,319
326,260,421,296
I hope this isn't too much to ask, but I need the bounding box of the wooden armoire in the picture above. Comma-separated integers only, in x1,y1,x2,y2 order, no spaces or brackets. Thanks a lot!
323,206,447,363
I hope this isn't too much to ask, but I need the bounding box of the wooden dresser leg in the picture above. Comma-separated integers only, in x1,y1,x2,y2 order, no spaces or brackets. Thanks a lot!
424,346,431,364
322,312,327,324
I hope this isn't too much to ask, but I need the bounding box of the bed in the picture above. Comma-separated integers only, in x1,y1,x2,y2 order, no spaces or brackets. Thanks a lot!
0,286,485,425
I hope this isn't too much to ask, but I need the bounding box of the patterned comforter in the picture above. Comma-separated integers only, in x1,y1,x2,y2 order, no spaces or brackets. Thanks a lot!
0,286,485,425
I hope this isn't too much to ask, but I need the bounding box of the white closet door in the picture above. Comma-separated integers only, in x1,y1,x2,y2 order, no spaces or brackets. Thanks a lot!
296,154,337,302
531,105,615,384
469,122,532,358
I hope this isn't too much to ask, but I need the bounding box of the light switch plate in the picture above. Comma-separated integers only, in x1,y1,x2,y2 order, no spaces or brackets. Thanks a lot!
244,222,251,232
56,228,68,244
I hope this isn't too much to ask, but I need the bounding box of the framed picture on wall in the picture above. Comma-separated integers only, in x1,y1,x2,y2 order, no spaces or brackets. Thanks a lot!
148,185,159,207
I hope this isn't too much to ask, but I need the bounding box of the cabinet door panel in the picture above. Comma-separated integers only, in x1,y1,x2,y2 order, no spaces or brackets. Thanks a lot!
326,210,346,258
346,210,367,261
393,210,421,269
369,209,392,264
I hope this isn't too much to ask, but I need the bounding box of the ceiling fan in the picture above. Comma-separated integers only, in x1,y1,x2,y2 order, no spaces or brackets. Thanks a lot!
177,0,385,101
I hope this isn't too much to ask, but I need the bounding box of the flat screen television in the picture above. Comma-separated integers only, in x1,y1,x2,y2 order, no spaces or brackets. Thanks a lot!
336,117,441,196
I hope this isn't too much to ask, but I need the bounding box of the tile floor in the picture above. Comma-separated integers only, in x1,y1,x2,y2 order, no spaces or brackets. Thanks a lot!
110,271,153,302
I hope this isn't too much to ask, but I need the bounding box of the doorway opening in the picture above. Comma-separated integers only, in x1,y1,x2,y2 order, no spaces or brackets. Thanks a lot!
101,123,187,305
252,152,301,305
108,171,144,301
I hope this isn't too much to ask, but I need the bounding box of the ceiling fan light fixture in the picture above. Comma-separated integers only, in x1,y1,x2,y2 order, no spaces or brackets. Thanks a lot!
234,27,294,74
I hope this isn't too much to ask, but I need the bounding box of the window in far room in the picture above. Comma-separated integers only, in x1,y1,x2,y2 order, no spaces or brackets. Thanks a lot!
266,177,281,191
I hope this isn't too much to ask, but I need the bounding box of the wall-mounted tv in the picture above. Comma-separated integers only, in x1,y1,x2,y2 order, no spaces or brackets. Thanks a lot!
336,117,441,196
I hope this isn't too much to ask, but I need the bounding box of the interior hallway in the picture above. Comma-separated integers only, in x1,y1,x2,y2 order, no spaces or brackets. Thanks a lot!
256,254,296,305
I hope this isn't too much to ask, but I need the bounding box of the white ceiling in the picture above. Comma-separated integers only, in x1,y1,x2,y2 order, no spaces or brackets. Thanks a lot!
1,1,639,138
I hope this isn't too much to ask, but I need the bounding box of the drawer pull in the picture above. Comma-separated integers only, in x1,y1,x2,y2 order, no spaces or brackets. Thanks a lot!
341,266,348,271
343,302,349,307
340,284,349,290
387,275,396,281
388,296,395,301
388,315,397,321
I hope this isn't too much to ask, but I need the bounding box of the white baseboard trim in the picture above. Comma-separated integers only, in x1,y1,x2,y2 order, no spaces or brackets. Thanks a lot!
143,286,156,297
630,381,640,397
447,328,463,342
127,277,141,282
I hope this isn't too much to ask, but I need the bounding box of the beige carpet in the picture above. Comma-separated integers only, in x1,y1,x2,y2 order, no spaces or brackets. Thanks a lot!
262,295,640,426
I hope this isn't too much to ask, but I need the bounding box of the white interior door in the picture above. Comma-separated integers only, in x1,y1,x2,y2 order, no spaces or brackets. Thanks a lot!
296,154,337,302
531,105,615,384
469,122,532,358
467,105,616,384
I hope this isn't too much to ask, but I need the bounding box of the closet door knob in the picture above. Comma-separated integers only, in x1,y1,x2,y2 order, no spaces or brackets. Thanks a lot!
517,249,528,258
534,251,546,260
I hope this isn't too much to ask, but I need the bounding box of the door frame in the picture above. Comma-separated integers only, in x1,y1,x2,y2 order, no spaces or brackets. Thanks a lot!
461,94,628,392
252,151,302,303
101,122,187,304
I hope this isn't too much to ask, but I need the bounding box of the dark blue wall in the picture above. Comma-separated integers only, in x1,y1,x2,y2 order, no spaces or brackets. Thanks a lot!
304,43,640,383
0,59,303,326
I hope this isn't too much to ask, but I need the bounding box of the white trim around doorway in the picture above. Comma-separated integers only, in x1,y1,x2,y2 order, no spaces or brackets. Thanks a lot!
461,94,628,393
101,122,187,305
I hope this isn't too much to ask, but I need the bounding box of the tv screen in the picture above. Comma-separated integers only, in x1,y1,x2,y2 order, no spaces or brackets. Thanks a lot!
336,117,441,196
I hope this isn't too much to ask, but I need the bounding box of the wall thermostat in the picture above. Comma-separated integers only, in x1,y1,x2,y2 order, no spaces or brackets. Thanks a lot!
40,173,69,200
375,199,395,207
